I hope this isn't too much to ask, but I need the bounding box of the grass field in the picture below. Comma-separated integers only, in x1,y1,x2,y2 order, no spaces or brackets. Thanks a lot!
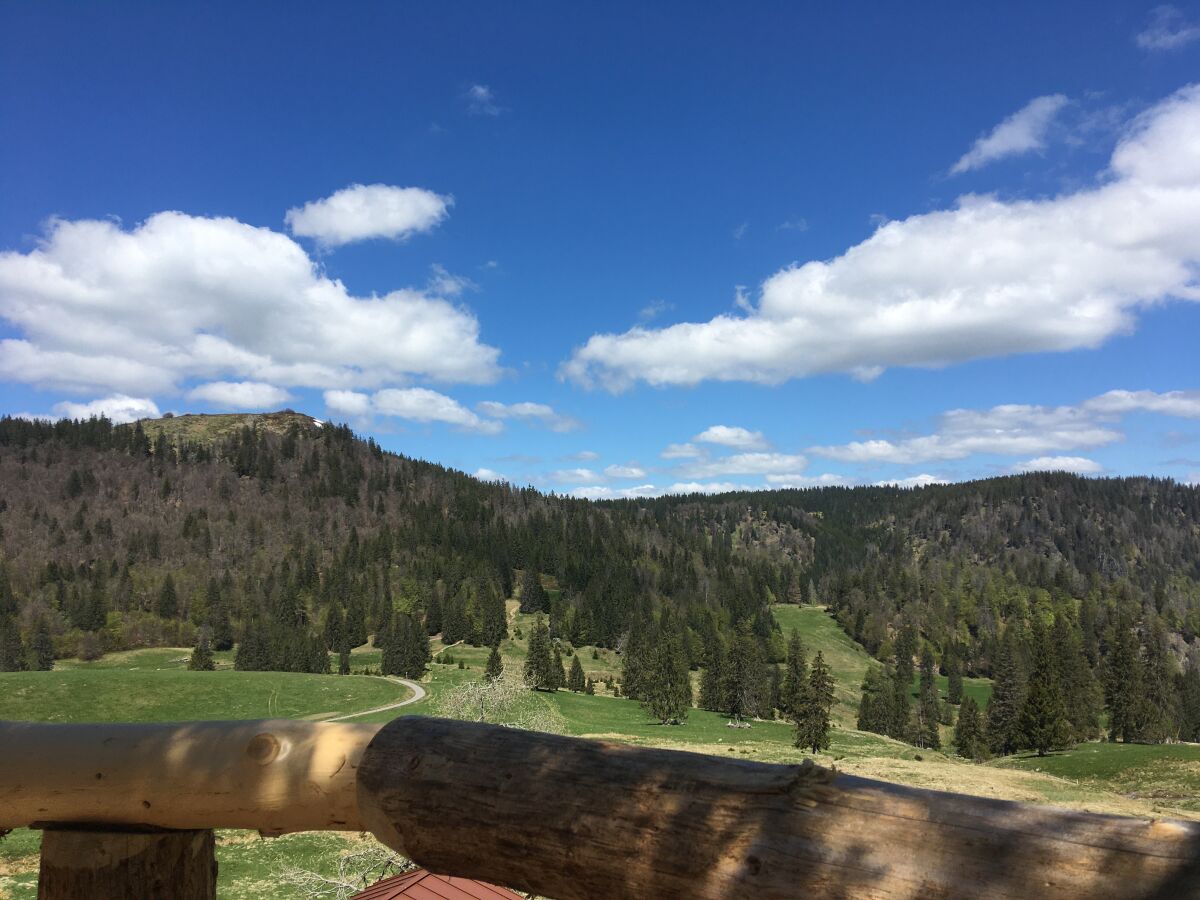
4,603,1200,897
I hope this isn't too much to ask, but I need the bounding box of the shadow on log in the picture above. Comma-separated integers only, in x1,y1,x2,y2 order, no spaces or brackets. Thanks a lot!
357,717,1200,900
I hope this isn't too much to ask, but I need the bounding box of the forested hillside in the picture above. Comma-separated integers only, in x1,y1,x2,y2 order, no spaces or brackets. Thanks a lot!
2,411,1199,750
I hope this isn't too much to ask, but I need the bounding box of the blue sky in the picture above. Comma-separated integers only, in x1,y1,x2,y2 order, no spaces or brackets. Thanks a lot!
2,2,1199,494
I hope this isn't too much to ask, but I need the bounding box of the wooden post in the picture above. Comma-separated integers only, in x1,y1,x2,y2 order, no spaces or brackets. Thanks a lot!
357,717,1200,900
38,827,217,899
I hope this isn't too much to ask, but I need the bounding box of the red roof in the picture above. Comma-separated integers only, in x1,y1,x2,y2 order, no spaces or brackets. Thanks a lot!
350,868,524,900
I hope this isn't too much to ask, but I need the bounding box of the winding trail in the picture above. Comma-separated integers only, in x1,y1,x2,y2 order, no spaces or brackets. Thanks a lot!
325,677,427,722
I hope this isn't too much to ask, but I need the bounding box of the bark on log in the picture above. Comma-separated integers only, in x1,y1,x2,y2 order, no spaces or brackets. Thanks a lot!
357,717,1200,900
0,719,378,833
38,828,217,900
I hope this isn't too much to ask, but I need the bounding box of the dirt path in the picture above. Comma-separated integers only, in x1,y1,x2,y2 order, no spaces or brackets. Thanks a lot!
325,677,426,722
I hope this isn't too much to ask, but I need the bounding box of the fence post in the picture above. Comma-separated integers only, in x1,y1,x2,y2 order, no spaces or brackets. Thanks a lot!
38,827,217,900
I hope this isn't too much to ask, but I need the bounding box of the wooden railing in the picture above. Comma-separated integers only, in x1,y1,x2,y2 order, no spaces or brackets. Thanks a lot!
3,717,1200,898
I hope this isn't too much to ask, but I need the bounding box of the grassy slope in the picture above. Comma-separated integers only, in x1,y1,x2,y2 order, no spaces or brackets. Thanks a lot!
5,607,1200,897
138,410,319,444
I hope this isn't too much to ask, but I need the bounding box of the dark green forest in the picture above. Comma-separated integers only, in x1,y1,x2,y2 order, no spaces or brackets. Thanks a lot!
2,411,1199,751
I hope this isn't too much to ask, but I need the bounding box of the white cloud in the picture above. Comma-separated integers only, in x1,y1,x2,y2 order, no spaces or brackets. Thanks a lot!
474,467,508,482
661,442,703,459
324,389,372,417
764,473,851,488
562,85,1200,390
372,387,501,434
187,381,291,410
1014,456,1104,474
568,483,658,500
563,449,600,461
604,463,647,479
465,84,503,116
427,264,476,297
694,425,768,450
476,400,581,432
951,94,1069,174
667,481,752,495
51,394,160,424
679,452,809,479
876,474,949,488
0,211,500,396
549,467,600,483
811,402,1121,464
779,218,809,232
284,184,451,247
1136,5,1200,51
1082,389,1200,418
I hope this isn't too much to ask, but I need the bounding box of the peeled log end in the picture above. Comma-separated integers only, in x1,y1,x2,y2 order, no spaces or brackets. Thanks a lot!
38,828,217,900
357,717,1200,900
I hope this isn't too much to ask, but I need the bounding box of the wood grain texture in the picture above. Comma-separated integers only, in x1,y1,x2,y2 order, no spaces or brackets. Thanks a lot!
357,717,1200,900
38,828,216,900
0,719,379,833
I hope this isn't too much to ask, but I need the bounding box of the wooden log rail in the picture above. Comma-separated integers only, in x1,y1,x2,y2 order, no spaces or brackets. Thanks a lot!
3,717,1200,899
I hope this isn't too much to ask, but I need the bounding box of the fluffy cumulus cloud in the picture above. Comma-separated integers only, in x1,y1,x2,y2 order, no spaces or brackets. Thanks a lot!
693,425,768,450
475,401,581,432
679,452,809,479
0,211,500,397
950,94,1069,174
187,381,292,410
50,394,160,424
465,84,503,116
562,85,1200,390
1014,456,1104,474
876,474,949,488
1082,389,1200,418
1137,5,1200,51
323,387,501,434
661,442,703,459
568,483,658,500
604,463,647,479
549,467,600,483
284,184,451,247
474,467,508,482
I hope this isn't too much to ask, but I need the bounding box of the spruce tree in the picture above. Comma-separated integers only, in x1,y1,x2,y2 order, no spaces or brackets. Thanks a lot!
720,626,763,721
699,633,725,711
620,618,653,701
891,622,917,739
780,628,808,718
568,654,586,692
954,695,985,760
156,575,178,620
523,614,556,691
519,568,548,614
946,643,964,705
639,607,692,724
916,646,941,749
794,650,834,753
986,627,1027,756
485,644,504,681
1179,657,1200,743
27,617,55,671
551,645,567,691
1017,621,1070,756
856,666,895,736
1104,618,1145,742
1052,613,1102,741
1141,619,1179,743
189,632,215,671
338,639,351,675
208,577,234,651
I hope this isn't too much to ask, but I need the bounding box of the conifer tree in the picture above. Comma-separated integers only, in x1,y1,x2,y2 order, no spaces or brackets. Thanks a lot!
1141,619,1179,743
519,568,548,614
568,654,586,692
585,677,595,695
856,666,895,735
699,633,725,711
916,646,941,749
207,577,234,651
794,650,834,753
1017,621,1070,756
720,626,763,721
1052,614,1101,741
156,575,178,619
639,607,692,724
891,622,917,738
523,615,556,691
780,628,808,718
946,643,964,705
986,627,1027,756
954,695,985,760
1179,658,1200,743
1104,617,1145,743
424,592,443,636
485,644,504,681
620,618,653,701
27,617,55,671
338,638,351,675
189,632,215,671
551,645,567,690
